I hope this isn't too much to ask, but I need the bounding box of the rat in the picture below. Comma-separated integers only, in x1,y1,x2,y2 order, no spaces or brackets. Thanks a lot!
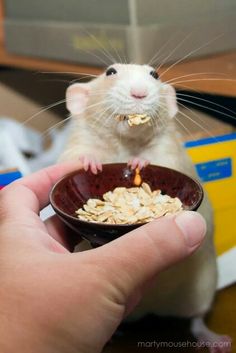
59,63,232,352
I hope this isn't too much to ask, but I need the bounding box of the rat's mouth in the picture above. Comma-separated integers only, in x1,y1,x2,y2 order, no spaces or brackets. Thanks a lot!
116,113,151,127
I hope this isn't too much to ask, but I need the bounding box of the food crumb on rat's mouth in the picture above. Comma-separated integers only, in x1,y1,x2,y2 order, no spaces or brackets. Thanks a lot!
116,113,151,126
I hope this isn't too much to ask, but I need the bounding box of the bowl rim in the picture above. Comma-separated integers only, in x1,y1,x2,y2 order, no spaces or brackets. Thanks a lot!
49,163,204,228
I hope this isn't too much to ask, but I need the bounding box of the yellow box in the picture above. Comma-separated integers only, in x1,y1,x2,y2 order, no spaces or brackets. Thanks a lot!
185,133,236,255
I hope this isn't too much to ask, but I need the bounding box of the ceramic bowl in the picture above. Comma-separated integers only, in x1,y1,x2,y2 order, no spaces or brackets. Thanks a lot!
50,164,203,247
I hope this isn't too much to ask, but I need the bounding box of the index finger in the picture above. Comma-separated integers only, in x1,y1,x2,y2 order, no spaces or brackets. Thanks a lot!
0,162,81,215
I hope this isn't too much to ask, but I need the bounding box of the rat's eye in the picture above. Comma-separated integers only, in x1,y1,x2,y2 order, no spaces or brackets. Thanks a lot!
106,67,117,76
150,70,159,80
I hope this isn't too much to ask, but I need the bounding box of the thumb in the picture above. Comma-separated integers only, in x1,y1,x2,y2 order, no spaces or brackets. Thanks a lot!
93,211,206,304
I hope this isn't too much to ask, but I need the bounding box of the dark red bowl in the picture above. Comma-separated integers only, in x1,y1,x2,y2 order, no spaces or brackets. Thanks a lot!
50,163,203,247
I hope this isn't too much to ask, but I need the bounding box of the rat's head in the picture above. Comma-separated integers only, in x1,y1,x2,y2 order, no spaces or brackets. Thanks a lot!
66,63,178,138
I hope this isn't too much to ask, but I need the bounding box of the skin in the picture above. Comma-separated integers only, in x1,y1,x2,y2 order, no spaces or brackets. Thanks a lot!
0,162,206,353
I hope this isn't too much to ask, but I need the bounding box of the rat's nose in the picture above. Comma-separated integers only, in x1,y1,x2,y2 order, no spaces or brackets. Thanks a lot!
130,87,148,99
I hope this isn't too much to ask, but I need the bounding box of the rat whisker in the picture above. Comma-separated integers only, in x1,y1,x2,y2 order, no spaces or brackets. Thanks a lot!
176,92,236,117
38,78,73,84
72,44,110,67
149,109,161,137
149,114,155,133
177,102,217,136
104,105,119,123
177,96,236,121
112,108,125,148
174,115,197,141
91,105,114,130
86,89,110,94
118,119,123,149
148,32,181,67
41,115,72,137
157,32,193,73
80,28,117,64
150,103,167,132
104,36,124,64
69,76,99,84
147,109,155,134
121,51,128,65
159,33,224,79
159,104,170,129
78,99,108,113
177,103,220,142
164,72,228,85
92,107,118,140
37,71,99,78
158,102,197,140
21,98,67,126
169,78,236,85
72,90,108,96
177,86,204,95
66,100,108,125
158,91,236,123
22,93,109,127
103,108,119,130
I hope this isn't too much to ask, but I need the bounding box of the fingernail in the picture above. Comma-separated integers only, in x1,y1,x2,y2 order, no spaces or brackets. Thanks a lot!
175,211,206,248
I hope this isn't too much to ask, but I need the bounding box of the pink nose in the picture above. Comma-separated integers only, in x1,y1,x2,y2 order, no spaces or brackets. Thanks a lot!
130,87,148,99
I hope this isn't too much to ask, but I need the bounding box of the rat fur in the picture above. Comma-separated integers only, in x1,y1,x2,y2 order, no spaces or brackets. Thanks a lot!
59,63,231,352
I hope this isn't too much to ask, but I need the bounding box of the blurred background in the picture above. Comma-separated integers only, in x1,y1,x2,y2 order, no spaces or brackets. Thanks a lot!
0,1,235,352
1,0,236,128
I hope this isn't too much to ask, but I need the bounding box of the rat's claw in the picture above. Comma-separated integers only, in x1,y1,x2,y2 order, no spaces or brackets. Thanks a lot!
79,155,102,174
128,157,150,170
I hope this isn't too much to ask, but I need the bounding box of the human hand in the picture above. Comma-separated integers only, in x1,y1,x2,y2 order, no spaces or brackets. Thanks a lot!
0,163,206,353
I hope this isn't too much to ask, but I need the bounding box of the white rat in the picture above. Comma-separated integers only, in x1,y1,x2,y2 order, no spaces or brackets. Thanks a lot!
59,64,232,352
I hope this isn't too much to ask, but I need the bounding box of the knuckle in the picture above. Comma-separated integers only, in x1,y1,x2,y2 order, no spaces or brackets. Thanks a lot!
0,182,20,221
0,189,11,221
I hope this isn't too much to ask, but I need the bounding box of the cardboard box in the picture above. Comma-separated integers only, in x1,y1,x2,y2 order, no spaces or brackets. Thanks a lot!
0,168,22,189
4,0,236,65
185,133,236,256
0,70,62,132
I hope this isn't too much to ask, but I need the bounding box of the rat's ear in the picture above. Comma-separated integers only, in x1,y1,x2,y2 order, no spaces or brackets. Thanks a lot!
162,84,178,118
66,83,91,115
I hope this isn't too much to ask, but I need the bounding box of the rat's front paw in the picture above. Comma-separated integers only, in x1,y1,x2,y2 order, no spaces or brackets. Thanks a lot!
79,154,103,174
127,157,150,170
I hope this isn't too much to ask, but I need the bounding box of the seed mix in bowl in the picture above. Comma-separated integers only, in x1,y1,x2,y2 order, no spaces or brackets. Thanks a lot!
75,182,183,224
